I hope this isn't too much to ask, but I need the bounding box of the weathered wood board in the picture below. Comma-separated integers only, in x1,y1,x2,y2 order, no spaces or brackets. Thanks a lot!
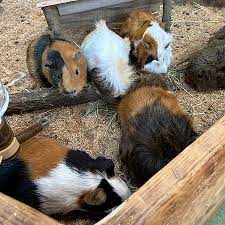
38,0,162,30
0,193,61,225
58,0,134,16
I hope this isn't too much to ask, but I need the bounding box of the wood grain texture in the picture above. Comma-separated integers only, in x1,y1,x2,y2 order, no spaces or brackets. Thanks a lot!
97,115,225,225
58,0,133,16
37,0,78,8
59,0,161,28
6,85,100,115
0,193,61,225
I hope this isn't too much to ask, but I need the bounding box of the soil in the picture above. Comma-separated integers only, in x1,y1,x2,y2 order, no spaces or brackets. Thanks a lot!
0,0,225,224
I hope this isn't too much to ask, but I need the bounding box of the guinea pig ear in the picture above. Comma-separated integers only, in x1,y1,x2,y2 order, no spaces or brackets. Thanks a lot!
74,51,82,61
96,157,115,177
83,188,107,206
45,60,54,68
143,41,152,49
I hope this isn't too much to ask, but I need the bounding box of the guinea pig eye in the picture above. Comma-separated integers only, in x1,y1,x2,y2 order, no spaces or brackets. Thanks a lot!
75,69,80,76
198,74,204,79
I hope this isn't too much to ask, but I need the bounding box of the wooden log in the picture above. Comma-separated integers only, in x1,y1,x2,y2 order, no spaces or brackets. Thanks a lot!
6,85,100,115
0,193,61,225
97,115,225,225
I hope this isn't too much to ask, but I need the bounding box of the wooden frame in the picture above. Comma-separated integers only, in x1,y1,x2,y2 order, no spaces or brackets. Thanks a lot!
37,0,162,31
1,114,225,225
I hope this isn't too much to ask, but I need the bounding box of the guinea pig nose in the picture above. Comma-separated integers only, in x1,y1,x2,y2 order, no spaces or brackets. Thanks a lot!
63,90,77,95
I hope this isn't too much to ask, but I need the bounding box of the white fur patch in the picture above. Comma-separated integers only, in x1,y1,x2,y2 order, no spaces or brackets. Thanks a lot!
35,162,131,215
143,22,173,74
81,20,134,97
0,81,9,124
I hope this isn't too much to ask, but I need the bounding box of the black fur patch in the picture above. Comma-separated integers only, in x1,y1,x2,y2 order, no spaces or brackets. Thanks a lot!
90,68,121,105
119,102,197,186
82,179,122,212
46,50,64,87
33,34,52,87
65,150,115,178
0,159,40,209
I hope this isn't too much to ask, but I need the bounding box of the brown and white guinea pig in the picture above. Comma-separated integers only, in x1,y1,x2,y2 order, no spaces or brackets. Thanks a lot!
120,10,173,74
0,137,131,216
27,34,87,96
185,42,225,91
81,20,134,104
118,86,197,186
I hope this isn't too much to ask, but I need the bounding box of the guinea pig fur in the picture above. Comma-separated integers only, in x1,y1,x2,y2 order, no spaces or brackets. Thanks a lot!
118,87,197,186
81,20,134,100
27,35,87,96
120,10,173,74
0,137,131,216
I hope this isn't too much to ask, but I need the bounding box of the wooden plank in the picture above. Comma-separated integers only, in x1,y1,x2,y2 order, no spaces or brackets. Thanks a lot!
58,0,134,16
37,0,78,8
97,115,225,225
59,0,161,28
0,193,61,225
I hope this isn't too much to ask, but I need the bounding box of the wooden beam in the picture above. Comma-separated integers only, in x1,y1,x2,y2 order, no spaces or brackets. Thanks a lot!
59,1,161,28
163,0,172,32
0,193,61,225
37,0,78,8
58,0,133,16
97,115,225,225
6,85,100,115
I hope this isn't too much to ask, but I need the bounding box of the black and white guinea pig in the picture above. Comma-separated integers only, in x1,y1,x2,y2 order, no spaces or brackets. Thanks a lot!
0,137,131,216
27,35,87,96
118,86,197,186
81,20,134,104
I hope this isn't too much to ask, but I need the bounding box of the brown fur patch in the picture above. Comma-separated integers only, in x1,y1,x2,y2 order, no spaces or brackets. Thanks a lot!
50,40,87,94
135,34,158,68
118,87,183,127
83,188,107,206
120,10,163,69
120,10,158,40
26,38,42,87
18,137,68,180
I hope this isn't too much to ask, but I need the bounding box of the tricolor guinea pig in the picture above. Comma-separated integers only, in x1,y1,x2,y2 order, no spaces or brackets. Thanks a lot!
118,86,197,186
0,137,131,216
120,10,173,74
27,35,87,96
81,20,134,104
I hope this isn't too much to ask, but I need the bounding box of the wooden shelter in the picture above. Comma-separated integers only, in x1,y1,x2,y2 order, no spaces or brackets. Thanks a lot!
37,0,162,31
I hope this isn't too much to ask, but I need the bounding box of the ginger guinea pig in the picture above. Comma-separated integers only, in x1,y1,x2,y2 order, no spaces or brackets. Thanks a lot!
0,137,131,216
81,20,134,104
27,35,87,96
120,10,173,74
118,86,197,186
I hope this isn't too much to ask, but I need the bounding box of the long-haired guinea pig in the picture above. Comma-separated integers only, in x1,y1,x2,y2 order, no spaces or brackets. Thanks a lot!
0,137,131,216
81,20,134,103
27,35,87,96
118,86,197,186
120,10,173,74
185,42,225,91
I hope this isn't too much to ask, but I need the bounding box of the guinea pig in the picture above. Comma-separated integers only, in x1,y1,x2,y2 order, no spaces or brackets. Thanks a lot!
81,20,134,103
0,137,131,216
185,43,225,91
120,10,173,74
118,86,197,186
27,35,87,96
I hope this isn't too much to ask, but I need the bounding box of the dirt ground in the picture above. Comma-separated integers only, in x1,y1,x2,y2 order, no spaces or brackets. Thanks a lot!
1,0,225,224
